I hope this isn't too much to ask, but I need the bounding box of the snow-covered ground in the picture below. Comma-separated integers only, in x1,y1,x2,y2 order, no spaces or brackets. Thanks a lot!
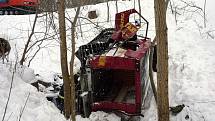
0,64,67,121
168,20,215,121
0,0,215,121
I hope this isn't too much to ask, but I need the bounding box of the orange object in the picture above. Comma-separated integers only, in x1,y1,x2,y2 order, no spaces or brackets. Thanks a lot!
122,22,138,40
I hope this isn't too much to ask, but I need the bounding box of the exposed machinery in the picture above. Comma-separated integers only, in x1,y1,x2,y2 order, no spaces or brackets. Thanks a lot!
75,9,152,120
0,0,38,15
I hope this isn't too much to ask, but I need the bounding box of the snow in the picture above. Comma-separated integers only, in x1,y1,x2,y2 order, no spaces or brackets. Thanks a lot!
0,0,215,121
76,111,121,121
0,63,67,121
16,65,37,83
168,23,215,121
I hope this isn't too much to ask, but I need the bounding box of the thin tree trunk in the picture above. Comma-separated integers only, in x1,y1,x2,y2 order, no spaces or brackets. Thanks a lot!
138,0,141,22
115,0,118,13
107,1,110,22
57,0,71,119
134,0,136,20
78,17,83,38
203,0,206,28
154,0,170,121
2,62,17,121
70,6,81,121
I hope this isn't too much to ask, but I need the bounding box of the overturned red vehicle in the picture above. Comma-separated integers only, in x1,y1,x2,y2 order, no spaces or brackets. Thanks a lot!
76,9,151,119
0,0,38,15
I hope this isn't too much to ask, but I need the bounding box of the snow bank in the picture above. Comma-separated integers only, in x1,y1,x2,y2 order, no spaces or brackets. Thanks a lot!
0,63,121,121
0,63,66,121
168,21,215,121
1,0,215,121
77,111,121,121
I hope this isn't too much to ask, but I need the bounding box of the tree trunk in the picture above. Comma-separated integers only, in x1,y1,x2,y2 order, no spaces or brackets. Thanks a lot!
203,0,206,28
115,0,118,13
57,0,71,119
107,1,110,22
138,0,141,22
69,6,81,121
154,0,170,121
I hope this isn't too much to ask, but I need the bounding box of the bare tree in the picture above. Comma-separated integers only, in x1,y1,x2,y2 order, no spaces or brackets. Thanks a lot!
106,1,110,22
2,61,17,121
169,0,206,27
19,12,50,66
154,0,170,121
18,93,30,121
69,6,81,121
57,0,71,118
138,0,141,21
115,0,118,13
203,0,206,28
78,17,83,38
20,13,38,65
58,0,82,120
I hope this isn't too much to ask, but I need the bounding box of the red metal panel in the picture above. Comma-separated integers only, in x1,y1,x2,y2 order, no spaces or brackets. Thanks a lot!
90,38,151,114
0,0,38,7
90,56,137,70
115,9,138,31
135,70,141,112
92,101,137,114
10,0,38,6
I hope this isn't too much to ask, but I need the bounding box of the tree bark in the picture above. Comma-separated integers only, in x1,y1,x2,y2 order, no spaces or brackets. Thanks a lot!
115,0,118,13
107,1,110,22
57,0,71,119
154,0,170,121
69,6,81,121
203,0,206,28
138,0,141,22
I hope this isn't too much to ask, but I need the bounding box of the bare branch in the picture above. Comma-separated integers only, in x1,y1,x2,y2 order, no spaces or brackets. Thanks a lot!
2,61,17,121
20,13,38,65
203,0,206,28
18,93,30,121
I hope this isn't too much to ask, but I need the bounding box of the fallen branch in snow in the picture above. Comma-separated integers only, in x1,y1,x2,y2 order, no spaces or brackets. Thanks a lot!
5,112,13,121
1,62,17,121
18,93,30,121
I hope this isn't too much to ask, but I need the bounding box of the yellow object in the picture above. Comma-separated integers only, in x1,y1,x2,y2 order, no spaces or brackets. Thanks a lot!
98,56,106,66
125,22,138,33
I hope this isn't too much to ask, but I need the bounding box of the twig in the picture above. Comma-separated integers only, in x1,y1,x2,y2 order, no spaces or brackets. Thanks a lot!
18,93,30,121
5,112,13,121
2,61,17,121
20,12,38,65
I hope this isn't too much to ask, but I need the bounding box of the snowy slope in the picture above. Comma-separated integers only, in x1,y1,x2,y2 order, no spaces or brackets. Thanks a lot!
0,0,215,121
0,63,66,121
142,0,215,120
168,20,215,121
